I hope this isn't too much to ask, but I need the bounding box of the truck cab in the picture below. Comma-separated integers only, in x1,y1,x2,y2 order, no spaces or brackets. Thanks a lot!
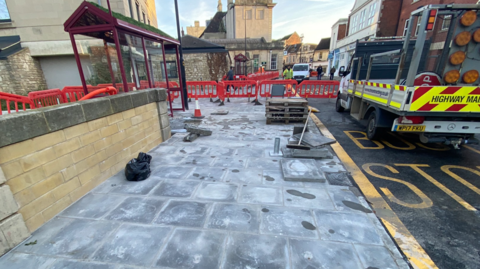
336,4,480,149
292,64,310,83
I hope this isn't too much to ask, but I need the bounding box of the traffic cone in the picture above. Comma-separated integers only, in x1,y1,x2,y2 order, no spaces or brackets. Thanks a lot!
193,98,205,119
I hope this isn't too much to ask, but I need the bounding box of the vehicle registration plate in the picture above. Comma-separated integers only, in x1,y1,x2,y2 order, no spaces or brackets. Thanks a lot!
395,125,426,132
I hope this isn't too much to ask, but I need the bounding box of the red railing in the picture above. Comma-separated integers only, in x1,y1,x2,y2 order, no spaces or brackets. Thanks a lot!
62,86,86,102
258,80,298,98
297,80,340,99
186,81,218,101
223,80,258,99
0,92,34,115
28,89,66,108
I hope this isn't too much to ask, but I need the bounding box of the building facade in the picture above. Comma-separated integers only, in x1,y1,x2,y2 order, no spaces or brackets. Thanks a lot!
279,32,302,47
186,21,206,38
0,0,158,94
313,38,330,71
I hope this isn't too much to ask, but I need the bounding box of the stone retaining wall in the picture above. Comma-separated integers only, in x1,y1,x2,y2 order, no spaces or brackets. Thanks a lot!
0,89,171,255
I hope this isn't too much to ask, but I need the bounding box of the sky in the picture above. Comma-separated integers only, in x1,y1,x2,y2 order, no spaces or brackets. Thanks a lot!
155,0,355,44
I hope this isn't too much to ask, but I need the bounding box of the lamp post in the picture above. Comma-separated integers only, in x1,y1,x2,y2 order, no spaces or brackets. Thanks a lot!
174,0,189,110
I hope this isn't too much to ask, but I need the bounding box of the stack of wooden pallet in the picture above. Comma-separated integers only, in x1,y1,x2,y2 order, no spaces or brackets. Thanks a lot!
265,98,309,124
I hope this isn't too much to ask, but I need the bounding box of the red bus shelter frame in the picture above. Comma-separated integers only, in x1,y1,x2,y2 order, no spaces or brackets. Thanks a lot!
64,1,185,114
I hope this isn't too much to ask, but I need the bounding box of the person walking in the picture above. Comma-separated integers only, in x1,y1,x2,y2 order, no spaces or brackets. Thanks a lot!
329,66,336,80
316,65,323,80
226,66,234,92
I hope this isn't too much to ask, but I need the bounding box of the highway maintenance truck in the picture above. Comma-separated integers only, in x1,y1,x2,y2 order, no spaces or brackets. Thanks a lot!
337,4,480,149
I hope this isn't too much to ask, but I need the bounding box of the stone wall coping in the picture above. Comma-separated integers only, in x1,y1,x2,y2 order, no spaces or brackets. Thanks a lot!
0,88,167,148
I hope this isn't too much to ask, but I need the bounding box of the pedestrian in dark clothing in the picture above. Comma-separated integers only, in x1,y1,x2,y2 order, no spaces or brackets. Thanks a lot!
226,66,234,92
316,66,323,80
329,67,336,80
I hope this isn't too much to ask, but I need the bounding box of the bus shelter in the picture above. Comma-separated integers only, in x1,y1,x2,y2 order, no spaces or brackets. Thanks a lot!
64,1,185,112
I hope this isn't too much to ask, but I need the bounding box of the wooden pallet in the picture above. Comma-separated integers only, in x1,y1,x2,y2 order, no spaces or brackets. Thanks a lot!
266,98,308,107
265,106,309,113
266,112,308,119
266,118,307,124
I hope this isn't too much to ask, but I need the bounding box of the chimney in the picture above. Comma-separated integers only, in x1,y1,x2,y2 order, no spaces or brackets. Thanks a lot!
194,21,200,27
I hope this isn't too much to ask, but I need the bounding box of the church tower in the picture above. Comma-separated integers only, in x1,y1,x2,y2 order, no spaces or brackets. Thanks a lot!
217,0,223,12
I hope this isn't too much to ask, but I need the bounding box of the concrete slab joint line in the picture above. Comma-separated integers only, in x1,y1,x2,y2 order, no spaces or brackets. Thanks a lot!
310,113,439,269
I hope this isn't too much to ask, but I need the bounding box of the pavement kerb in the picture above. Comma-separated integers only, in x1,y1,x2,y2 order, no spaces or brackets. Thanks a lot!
310,113,438,269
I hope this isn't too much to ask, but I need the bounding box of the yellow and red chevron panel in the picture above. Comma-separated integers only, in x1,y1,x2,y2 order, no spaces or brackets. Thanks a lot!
410,86,480,112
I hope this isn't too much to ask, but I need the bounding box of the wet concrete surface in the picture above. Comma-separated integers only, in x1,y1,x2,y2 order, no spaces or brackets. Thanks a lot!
310,98,480,269
0,99,408,269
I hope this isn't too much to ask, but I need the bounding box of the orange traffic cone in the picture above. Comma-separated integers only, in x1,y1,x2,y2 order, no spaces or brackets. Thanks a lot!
193,98,204,118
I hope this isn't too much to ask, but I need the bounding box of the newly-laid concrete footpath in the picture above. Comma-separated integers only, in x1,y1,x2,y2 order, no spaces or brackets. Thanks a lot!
0,98,409,269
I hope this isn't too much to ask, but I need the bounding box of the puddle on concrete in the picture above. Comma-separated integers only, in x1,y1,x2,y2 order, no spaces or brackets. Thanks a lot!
261,208,269,213
287,190,316,199
301,221,316,230
264,176,275,181
342,200,372,213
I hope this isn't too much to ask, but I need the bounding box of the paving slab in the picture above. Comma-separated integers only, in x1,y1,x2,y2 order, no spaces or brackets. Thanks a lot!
222,233,288,269
207,147,235,157
92,224,171,266
283,187,335,210
179,155,215,166
105,197,165,223
60,193,124,219
224,168,263,184
94,175,162,195
50,260,116,269
354,244,401,269
260,206,318,238
247,157,282,170
186,166,226,181
314,210,383,245
154,200,210,227
239,185,283,205
152,166,193,179
293,132,337,147
0,253,55,269
195,182,238,201
327,186,373,213
289,239,363,269
206,203,260,232
212,156,247,169
155,229,225,269
262,169,304,187
281,159,326,182
151,179,200,198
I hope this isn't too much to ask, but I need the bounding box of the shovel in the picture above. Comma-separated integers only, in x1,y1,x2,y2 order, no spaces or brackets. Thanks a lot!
286,108,312,150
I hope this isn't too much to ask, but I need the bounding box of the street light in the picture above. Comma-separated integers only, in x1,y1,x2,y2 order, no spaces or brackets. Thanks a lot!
174,0,189,110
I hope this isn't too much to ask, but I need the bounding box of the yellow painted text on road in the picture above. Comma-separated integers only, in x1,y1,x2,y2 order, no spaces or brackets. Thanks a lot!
441,165,480,196
363,163,433,209
381,133,416,150
344,131,384,149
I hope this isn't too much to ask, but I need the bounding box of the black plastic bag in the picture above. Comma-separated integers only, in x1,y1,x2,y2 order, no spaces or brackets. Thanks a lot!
125,152,152,181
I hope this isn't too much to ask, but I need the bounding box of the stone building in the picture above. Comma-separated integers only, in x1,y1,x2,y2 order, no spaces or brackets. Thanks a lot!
283,43,315,68
279,32,302,47
313,38,330,71
328,18,348,75
186,21,206,38
0,0,158,94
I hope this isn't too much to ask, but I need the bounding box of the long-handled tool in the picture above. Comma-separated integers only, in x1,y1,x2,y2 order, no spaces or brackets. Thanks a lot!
286,108,311,150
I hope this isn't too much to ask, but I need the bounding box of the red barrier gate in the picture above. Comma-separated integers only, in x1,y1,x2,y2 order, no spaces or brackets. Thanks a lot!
186,81,218,101
297,80,340,99
223,80,258,99
62,86,85,102
0,92,34,115
28,89,66,108
258,80,298,98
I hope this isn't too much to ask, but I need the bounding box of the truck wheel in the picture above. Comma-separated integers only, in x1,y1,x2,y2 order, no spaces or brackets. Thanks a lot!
366,112,385,140
335,97,345,112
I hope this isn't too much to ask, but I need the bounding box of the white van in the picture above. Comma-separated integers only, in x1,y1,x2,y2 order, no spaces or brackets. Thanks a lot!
292,63,310,82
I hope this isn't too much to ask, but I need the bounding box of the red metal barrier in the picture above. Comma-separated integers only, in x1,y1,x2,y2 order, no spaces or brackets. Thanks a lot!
222,75,248,81
0,92,34,115
258,80,298,98
62,86,86,102
297,80,340,99
223,80,258,99
28,89,66,108
186,81,218,101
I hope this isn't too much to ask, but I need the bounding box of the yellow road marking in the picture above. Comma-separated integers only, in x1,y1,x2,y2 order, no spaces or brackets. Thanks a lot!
441,165,480,196
395,164,477,211
464,145,480,154
381,133,416,150
344,131,384,149
415,143,450,151
363,163,433,209
310,114,438,269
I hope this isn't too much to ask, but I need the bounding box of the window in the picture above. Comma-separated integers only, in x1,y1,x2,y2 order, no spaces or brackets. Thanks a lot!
367,3,377,25
256,9,264,20
350,15,357,34
143,12,146,23
442,15,451,30
163,62,178,78
271,54,277,70
403,19,410,36
358,9,366,30
0,0,11,22
128,0,134,18
245,10,252,20
415,15,422,36
136,2,140,21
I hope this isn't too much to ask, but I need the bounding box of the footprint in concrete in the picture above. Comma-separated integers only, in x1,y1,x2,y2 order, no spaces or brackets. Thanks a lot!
301,221,316,230
192,173,200,177
328,229,335,234
232,169,240,173
180,150,186,154
287,190,316,199
342,200,372,213
242,208,250,213
261,208,269,213
264,176,275,182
